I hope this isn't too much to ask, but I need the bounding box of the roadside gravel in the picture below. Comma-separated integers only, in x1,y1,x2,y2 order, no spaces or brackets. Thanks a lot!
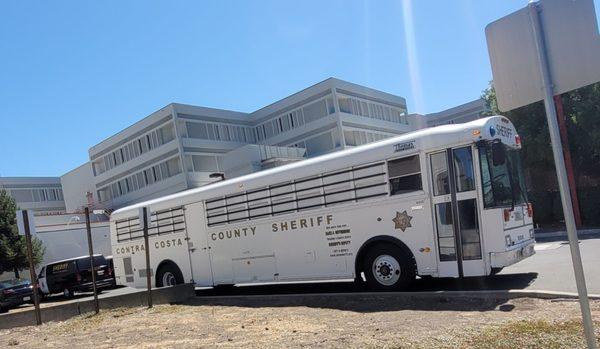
1,296,598,348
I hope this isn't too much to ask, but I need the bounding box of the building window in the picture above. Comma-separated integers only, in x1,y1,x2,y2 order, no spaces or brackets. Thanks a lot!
92,121,177,176
10,190,33,203
337,93,408,125
304,132,334,156
187,122,208,139
186,154,221,172
97,157,182,202
302,99,328,123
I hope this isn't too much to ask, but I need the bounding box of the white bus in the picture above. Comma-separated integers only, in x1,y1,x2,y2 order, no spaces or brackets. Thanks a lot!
110,115,535,291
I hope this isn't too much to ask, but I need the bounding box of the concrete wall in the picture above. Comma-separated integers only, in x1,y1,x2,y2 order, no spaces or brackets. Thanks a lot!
0,284,195,329
0,214,111,281
61,162,96,212
34,214,111,268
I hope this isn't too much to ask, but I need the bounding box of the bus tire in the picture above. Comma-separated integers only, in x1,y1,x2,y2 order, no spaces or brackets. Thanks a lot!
156,262,184,287
363,243,415,291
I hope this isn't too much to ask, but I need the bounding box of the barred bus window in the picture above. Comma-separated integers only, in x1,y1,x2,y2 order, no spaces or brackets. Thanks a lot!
295,176,324,211
115,207,185,243
204,161,388,226
388,155,423,195
270,182,295,215
323,170,354,206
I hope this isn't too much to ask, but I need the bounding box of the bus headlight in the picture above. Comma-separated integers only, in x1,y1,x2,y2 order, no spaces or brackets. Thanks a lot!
505,234,513,247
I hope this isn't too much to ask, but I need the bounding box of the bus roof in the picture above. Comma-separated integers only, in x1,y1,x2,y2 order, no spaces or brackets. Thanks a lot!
111,115,517,220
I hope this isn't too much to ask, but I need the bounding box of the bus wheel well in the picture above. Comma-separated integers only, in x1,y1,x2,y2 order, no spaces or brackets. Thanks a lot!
354,236,416,281
155,260,184,287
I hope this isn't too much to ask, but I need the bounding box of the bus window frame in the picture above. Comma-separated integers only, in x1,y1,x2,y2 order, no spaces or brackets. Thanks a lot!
477,141,528,209
385,153,424,196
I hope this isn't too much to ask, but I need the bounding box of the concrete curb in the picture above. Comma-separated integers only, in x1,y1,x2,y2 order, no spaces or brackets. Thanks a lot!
193,289,600,302
2,287,597,330
0,284,195,330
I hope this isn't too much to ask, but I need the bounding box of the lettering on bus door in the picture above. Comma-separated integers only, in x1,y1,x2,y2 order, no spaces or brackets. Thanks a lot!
429,146,484,277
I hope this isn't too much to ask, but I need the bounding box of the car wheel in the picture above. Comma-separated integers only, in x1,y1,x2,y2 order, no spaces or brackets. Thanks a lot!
156,263,184,287
363,243,415,291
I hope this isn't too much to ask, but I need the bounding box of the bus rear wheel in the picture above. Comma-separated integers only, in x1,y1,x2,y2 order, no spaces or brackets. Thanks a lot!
363,243,415,291
156,263,184,287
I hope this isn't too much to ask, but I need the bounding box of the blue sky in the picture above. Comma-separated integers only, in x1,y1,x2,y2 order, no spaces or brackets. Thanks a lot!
0,1,595,177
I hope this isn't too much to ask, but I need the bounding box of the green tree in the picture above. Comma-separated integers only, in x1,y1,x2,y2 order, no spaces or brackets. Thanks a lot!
0,189,45,278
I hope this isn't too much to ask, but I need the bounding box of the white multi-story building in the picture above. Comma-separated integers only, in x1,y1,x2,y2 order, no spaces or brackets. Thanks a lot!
425,99,487,127
0,177,66,214
1,79,488,277
2,83,486,216
80,78,419,211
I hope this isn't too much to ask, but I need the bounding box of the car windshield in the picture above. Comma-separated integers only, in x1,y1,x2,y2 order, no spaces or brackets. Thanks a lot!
479,143,527,208
0,279,31,289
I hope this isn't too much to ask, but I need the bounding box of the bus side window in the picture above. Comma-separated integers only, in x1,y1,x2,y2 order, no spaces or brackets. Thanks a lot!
388,155,422,195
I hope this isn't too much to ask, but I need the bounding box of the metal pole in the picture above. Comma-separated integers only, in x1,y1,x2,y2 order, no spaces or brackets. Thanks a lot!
22,210,42,325
84,207,99,314
528,3,597,348
143,207,153,308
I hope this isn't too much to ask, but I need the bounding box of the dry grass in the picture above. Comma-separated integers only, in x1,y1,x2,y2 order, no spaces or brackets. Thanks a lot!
0,298,598,348
461,319,600,349
395,319,600,349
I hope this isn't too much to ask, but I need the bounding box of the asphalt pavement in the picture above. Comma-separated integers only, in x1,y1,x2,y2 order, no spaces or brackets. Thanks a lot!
498,235,600,294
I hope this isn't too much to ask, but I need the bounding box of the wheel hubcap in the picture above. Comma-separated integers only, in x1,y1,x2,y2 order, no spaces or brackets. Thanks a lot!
162,272,176,286
372,255,401,286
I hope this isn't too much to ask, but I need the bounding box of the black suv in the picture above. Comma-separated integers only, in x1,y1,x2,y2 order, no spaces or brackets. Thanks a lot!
38,255,115,298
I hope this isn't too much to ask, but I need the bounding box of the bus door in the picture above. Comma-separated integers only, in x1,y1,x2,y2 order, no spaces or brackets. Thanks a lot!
429,146,485,277
184,202,214,286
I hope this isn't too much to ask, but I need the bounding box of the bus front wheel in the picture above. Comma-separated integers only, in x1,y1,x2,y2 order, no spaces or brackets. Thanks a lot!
156,262,184,287
363,243,415,291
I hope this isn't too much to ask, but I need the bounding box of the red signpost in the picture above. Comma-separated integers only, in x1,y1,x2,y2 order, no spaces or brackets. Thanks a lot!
553,95,582,228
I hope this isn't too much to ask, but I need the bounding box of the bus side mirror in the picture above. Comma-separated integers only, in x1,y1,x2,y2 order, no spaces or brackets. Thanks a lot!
491,141,506,166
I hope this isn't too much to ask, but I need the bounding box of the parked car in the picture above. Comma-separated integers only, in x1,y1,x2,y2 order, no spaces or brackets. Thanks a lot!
0,279,34,312
38,254,116,298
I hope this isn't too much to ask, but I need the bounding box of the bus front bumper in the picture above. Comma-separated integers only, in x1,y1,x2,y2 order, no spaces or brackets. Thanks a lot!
490,240,536,268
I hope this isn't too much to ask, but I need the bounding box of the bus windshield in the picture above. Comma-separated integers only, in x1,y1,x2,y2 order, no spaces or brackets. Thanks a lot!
479,143,527,208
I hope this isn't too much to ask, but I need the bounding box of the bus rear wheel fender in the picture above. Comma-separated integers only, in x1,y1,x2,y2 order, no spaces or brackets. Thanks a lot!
155,260,184,288
356,238,416,291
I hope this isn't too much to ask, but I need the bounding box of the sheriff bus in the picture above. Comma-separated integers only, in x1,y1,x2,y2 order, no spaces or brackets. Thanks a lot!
110,116,535,291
